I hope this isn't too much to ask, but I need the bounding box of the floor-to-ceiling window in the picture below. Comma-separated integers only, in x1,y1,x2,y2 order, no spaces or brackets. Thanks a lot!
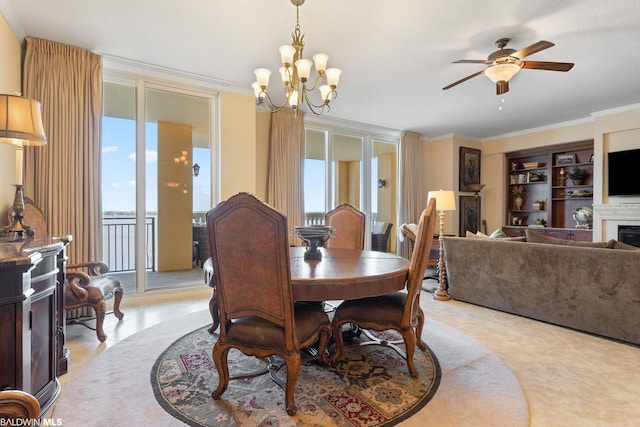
102,73,216,292
303,123,399,251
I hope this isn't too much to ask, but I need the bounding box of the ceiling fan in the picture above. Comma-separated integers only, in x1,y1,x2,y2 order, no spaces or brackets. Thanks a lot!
443,38,574,95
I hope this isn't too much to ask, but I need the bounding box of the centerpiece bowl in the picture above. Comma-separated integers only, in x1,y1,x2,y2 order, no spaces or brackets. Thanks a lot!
294,225,334,259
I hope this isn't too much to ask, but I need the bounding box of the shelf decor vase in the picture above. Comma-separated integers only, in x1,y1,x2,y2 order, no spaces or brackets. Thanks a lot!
571,179,584,186
514,196,524,210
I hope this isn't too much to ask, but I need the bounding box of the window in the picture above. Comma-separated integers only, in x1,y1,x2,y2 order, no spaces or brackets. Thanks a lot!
303,123,399,251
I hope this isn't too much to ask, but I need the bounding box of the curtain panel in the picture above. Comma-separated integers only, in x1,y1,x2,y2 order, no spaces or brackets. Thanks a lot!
399,131,426,259
22,37,103,264
266,109,305,234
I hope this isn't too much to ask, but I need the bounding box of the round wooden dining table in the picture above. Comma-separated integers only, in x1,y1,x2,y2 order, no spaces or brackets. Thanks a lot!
289,246,409,301
204,247,410,332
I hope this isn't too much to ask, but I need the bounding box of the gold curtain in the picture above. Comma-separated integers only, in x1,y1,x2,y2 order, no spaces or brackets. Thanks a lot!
266,109,305,231
399,131,426,258
22,37,103,264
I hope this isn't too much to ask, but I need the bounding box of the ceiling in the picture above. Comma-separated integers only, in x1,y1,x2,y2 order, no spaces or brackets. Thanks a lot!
2,0,640,140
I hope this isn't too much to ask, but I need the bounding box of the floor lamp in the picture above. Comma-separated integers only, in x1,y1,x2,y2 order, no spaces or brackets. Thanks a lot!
427,190,456,301
0,94,47,240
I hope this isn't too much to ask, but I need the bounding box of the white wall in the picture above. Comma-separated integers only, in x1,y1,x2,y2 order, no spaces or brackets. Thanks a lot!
0,13,21,226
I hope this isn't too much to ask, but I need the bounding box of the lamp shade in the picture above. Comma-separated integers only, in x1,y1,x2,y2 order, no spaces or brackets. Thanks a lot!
0,94,47,146
484,63,521,83
428,190,456,211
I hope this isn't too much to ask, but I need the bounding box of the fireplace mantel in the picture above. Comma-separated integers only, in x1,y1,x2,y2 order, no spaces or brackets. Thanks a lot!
593,204,640,240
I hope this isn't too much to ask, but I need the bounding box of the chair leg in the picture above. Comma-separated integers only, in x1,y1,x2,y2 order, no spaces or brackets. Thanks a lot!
211,343,230,400
415,308,427,350
331,321,346,363
113,286,124,320
283,352,301,416
401,328,419,378
94,300,107,342
315,325,332,365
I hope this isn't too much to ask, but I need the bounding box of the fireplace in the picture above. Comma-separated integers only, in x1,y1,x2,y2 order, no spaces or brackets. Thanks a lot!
593,204,640,242
618,225,640,248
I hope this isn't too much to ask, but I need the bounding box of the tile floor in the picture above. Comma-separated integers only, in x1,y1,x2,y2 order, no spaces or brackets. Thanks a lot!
58,287,640,427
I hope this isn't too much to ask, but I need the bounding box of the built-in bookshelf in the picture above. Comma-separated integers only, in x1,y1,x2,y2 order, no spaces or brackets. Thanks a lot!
503,140,594,241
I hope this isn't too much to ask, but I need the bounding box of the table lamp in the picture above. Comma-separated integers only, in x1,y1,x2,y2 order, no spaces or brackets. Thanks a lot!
0,93,47,240
427,189,456,301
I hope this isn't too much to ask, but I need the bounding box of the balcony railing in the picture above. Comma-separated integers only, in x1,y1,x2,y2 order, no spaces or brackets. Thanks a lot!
305,212,325,226
103,212,359,272
103,217,155,272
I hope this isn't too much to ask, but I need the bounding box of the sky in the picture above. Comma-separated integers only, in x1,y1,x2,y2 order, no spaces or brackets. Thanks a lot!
102,116,210,213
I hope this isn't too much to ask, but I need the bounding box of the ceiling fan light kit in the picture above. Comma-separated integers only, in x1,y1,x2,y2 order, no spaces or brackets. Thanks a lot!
443,38,574,95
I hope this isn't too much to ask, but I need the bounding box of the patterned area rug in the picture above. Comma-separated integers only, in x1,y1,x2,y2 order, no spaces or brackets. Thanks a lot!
151,326,441,426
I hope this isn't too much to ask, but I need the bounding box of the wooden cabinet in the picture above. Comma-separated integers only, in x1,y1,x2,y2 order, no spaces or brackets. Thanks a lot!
505,140,593,240
0,236,70,416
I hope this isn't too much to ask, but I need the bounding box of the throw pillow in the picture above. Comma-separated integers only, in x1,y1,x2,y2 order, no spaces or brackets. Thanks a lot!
525,229,610,248
489,229,508,239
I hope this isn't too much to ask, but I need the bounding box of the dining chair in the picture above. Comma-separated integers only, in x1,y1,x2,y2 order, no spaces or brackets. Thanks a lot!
14,197,124,342
331,197,437,378
401,222,439,280
206,192,331,416
324,203,365,250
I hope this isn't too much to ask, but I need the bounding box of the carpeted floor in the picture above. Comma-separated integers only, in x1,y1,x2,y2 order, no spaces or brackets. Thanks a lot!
51,309,530,426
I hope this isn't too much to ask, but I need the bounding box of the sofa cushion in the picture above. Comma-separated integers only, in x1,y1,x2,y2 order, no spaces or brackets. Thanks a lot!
525,229,609,248
608,239,640,250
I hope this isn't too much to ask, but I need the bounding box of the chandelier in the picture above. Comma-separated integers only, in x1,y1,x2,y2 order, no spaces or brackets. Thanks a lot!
252,0,341,116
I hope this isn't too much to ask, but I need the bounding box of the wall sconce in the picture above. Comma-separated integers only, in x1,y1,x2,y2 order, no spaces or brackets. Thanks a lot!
377,178,386,188
192,163,200,177
468,183,485,199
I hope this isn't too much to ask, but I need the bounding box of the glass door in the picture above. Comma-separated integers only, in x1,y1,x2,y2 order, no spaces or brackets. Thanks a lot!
144,87,212,290
102,78,215,292
371,139,397,252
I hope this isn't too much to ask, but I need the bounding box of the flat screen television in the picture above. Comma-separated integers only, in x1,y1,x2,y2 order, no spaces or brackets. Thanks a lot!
608,148,640,196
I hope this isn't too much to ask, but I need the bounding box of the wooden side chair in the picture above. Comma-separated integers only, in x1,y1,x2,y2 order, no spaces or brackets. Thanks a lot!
206,192,331,416
0,390,40,421
17,197,124,342
331,198,437,378
324,203,365,250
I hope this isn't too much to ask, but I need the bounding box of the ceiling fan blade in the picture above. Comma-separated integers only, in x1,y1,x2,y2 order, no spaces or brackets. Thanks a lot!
496,81,509,95
514,40,554,59
453,59,491,64
520,61,574,71
442,70,485,90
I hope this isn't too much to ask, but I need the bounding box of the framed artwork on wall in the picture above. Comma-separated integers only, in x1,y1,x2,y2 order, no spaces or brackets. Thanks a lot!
459,147,481,191
459,195,480,236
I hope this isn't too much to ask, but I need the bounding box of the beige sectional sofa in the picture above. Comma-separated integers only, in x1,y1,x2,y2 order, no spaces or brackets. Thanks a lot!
443,232,640,346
